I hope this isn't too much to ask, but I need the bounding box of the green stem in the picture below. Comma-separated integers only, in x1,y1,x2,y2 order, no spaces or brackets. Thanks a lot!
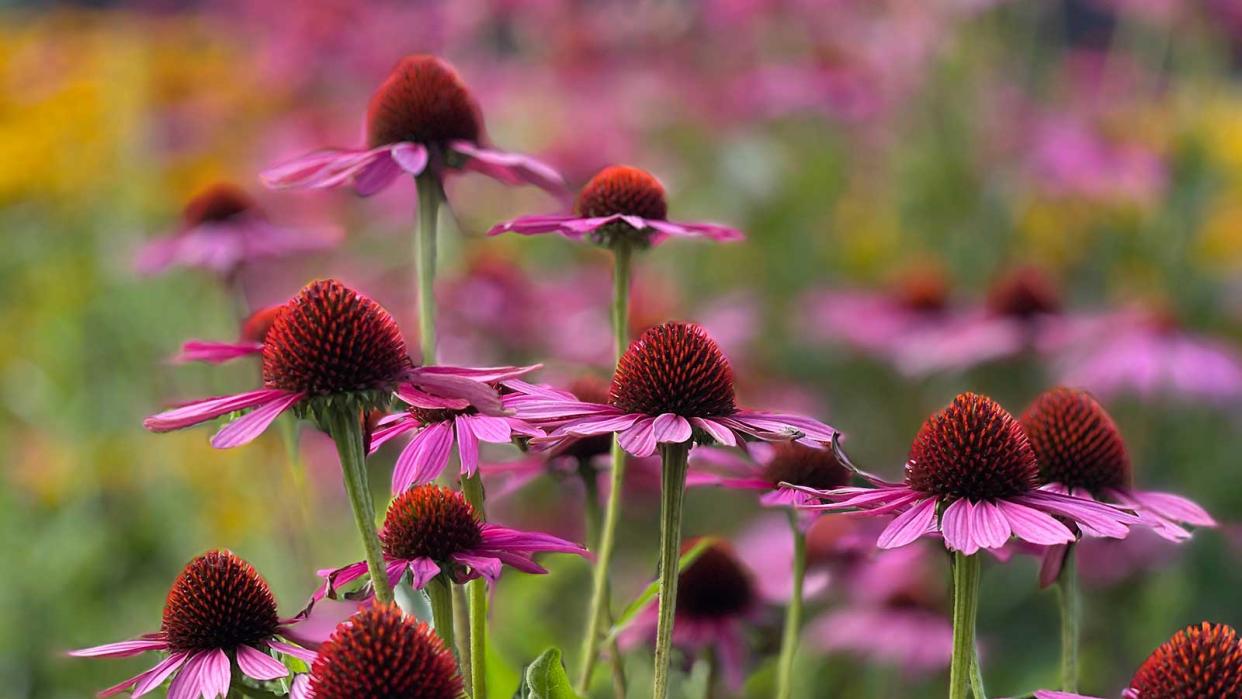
462,473,488,699
579,459,628,699
426,575,457,650
775,510,807,699
576,245,634,694
455,581,473,695
950,552,982,699
652,441,691,699
971,642,987,699
1057,544,1080,692
326,408,393,605
416,174,441,364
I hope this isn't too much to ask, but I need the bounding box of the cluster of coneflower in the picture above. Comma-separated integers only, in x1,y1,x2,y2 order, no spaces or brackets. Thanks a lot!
73,54,1228,699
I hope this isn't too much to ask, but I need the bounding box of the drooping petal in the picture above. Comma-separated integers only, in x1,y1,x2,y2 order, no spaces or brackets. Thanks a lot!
390,142,429,175
996,500,1077,546
290,674,313,699
691,418,738,446
403,372,505,416
731,411,838,442
145,388,295,432
491,551,548,575
368,415,419,454
69,637,168,658
1038,544,1070,588
453,553,504,582
268,639,317,664
450,141,567,196
352,153,402,197
651,413,693,445
407,557,441,589
261,147,391,191
173,340,264,364
126,652,189,698
314,560,370,601
1017,491,1135,539
876,497,938,549
414,363,540,383
391,421,455,492
647,219,746,243
461,414,514,443
197,649,232,699
281,597,362,650
1033,692,1108,699
236,645,288,681
486,213,588,238
210,391,306,448
166,651,208,699
617,417,659,457
455,414,481,478
1128,490,1216,527
970,500,1012,550
939,499,979,555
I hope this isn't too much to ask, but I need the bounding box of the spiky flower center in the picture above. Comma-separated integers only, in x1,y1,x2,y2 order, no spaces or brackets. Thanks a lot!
904,392,1039,501
160,550,280,653
366,55,482,148
310,605,463,699
381,485,484,562
1128,622,1242,698
676,542,755,620
241,305,283,344
609,322,736,419
183,183,258,225
1021,388,1131,493
761,442,851,490
576,166,668,220
986,267,1060,318
261,279,410,396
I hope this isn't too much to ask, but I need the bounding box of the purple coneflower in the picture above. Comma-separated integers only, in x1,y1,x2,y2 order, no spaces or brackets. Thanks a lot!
370,381,543,493
71,550,321,699
261,55,564,198
1036,621,1242,699
135,182,340,280
488,164,744,248
290,605,462,699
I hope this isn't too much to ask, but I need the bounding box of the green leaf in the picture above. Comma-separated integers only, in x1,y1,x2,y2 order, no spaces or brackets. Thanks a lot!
522,647,582,699
604,537,718,644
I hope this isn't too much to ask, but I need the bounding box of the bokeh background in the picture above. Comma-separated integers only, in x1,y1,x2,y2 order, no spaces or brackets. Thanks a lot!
3,0,1242,697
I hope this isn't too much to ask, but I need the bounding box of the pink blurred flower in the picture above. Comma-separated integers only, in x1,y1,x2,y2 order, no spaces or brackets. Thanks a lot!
317,484,586,598
262,55,565,199
791,393,1139,555
688,441,850,508
1026,115,1166,202
134,182,340,280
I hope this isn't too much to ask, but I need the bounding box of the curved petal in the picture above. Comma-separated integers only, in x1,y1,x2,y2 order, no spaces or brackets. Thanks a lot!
144,388,294,432
391,421,455,492
1016,491,1135,539
173,340,264,364
453,553,503,582
876,497,938,549
126,652,189,698
236,645,288,681
368,415,419,454
996,500,1076,546
390,142,429,175
69,637,168,658
408,557,441,589
268,639,317,664
939,499,979,555
315,560,370,601
450,141,567,195
403,372,504,416
480,524,587,555
691,418,739,447
261,147,389,191
290,674,313,699
491,551,548,575
210,391,306,448
647,219,746,242
352,152,402,197
281,597,362,650
455,414,481,478
971,500,1012,550
616,417,659,457
462,414,514,443
651,413,693,445
1129,490,1216,527
486,213,587,238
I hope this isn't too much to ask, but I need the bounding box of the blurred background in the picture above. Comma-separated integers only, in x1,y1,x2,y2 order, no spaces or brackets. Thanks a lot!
3,0,1242,697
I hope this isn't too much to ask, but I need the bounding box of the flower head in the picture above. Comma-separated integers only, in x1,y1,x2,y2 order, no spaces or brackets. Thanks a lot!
145,278,529,449
304,605,462,699
488,164,744,248
986,266,1061,319
70,550,322,699
789,392,1139,555
514,322,836,457
317,484,586,597
1036,622,1242,699
262,55,564,197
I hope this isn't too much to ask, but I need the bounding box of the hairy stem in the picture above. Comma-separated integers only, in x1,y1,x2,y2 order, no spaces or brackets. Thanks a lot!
426,575,457,650
1057,543,1080,692
327,408,393,605
950,552,982,699
652,441,691,699
775,510,807,699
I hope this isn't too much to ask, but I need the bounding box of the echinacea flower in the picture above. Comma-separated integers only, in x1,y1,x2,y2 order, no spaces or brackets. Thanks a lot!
144,278,531,448
290,604,462,699
487,164,745,249
173,304,281,364
624,541,760,688
135,182,339,279
317,484,587,597
516,322,837,458
261,55,564,198
1035,621,1242,699
369,384,543,493
688,440,851,508
790,392,1139,555
70,550,321,699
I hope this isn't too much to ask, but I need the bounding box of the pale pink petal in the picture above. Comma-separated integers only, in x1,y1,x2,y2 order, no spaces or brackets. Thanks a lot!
290,674,313,699
690,419,739,447
876,497,938,549
1129,490,1215,527
647,219,746,242
210,391,306,448
392,421,455,492
996,500,1077,546
236,645,288,681
971,500,1012,550
268,639,317,664
173,340,263,364
281,597,362,649
651,413,693,444
1017,491,1134,539
940,499,979,555
455,414,481,477
390,142,429,175
69,638,168,658
617,417,659,457
144,388,294,432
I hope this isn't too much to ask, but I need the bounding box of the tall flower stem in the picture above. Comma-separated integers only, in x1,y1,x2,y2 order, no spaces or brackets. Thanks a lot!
775,510,807,699
462,474,488,699
653,441,691,699
577,243,634,693
326,408,393,605
1056,543,1080,692
426,575,457,650
415,174,441,365
578,459,628,699
950,552,982,699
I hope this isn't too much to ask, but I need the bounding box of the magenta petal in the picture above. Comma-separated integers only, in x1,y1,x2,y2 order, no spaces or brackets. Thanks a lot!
404,372,504,415
647,219,746,242
1034,692,1107,699
453,553,503,582
876,497,938,549
390,142,429,175
268,639,317,664
368,416,418,454
1018,492,1133,539
392,421,455,492
166,651,207,699
480,524,586,554
1038,544,1069,589
352,153,402,197
198,648,231,699
416,363,541,382
487,213,585,238
492,551,548,575
236,645,288,681
996,500,1076,546
210,391,305,448
261,148,381,190
971,500,1012,550
651,413,693,444
450,141,567,195
462,414,513,443
316,560,370,601
692,418,738,446
395,384,470,411
558,413,642,435
69,637,168,658
940,499,979,555
1129,490,1216,527
290,675,312,699
617,417,659,457
282,597,361,649
126,652,189,698
145,388,293,432
408,557,441,589
173,340,263,364
455,414,481,477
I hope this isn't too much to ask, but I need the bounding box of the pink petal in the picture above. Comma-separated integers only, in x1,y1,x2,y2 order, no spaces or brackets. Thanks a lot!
876,497,938,549
290,675,312,699
647,219,746,242
144,388,293,432
1034,692,1107,699
996,500,1076,546
173,340,263,364
1038,544,1069,588
415,363,540,382
691,418,738,446
261,147,389,191
1017,491,1134,539
69,638,168,658
462,414,514,443
939,499,979,555
616,417,659,457
315,560,370,602
971,500,1012,550
408,557,441,589
453,553,503,582
455,414,481,477
127,652,189,698
1129,490,1216,527
450,141,567,195
236,645,288,681
268,639,317,664
210,391,306,448
487,213,585,238
651,413,693,444
480,524,587,554
282,597,362,649
368,415,418,453
390,142,429,175
391,421,455,492
403,373,504,416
